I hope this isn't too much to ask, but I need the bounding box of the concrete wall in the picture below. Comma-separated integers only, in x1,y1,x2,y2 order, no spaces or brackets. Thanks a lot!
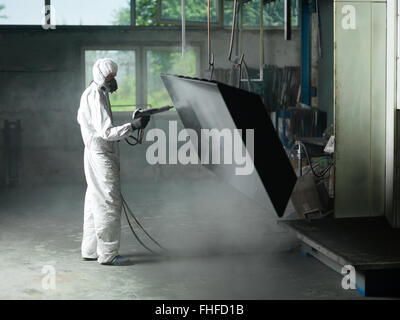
0,26,300,186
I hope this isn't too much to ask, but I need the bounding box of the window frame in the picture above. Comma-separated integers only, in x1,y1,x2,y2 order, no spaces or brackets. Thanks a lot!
81,43,201,113
156,0,223,27
156,0,300,30
0,0,299,30
50,0,134,27
82,46,139,113
143,45,201,108
0,0,135,27
222,0,300,30
0,0,48,26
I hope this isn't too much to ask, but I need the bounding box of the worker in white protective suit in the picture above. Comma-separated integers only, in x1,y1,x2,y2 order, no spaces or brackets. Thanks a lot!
77,58,150,265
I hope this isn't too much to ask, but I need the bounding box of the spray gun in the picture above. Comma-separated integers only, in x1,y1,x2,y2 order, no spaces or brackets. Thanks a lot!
125,105,174,146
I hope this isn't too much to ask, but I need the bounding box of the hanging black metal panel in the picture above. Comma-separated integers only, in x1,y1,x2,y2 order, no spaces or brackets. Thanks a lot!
161,74,296,217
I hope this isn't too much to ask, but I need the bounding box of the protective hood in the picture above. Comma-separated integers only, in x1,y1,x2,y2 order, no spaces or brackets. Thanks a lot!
92,58,118,87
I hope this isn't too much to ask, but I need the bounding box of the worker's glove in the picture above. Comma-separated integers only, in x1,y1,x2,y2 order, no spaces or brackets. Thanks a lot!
131,116,150,131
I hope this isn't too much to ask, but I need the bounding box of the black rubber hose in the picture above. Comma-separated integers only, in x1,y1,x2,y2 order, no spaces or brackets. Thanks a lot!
122,200,157,254
121,195,167,252
289,142,334,178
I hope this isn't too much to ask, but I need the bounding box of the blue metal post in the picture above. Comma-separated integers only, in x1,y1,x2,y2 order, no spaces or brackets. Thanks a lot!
301,0,311,105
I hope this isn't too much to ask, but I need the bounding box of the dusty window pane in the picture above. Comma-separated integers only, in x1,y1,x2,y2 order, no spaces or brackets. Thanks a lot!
52,0,130,25
0,0,43,25
135,0,157,26
224,0,299,27
147,50,197,108
85,50,136,112
161,0,218,23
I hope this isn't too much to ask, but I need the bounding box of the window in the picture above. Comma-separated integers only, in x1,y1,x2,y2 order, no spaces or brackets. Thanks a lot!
158,0,218,24
0,0,44,25
85,50,136,111
136,0,157,26
1,0,298,28
224,0,299,27
84,47,199,111
146,49,198,108
52,0,130,25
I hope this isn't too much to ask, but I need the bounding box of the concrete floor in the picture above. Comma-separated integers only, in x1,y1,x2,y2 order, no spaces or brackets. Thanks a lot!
0,177,365,299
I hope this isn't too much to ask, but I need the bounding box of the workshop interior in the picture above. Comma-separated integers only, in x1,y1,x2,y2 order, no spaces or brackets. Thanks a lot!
1,0,400,299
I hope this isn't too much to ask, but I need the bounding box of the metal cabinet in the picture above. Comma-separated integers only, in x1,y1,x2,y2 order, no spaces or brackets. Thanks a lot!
334,0,386,218
386,0,400,228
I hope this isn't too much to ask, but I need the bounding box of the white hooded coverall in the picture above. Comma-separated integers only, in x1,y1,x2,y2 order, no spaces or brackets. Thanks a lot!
77,58,133,264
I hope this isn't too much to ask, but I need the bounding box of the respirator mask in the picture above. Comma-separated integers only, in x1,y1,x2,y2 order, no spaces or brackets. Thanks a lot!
103,78,118,93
